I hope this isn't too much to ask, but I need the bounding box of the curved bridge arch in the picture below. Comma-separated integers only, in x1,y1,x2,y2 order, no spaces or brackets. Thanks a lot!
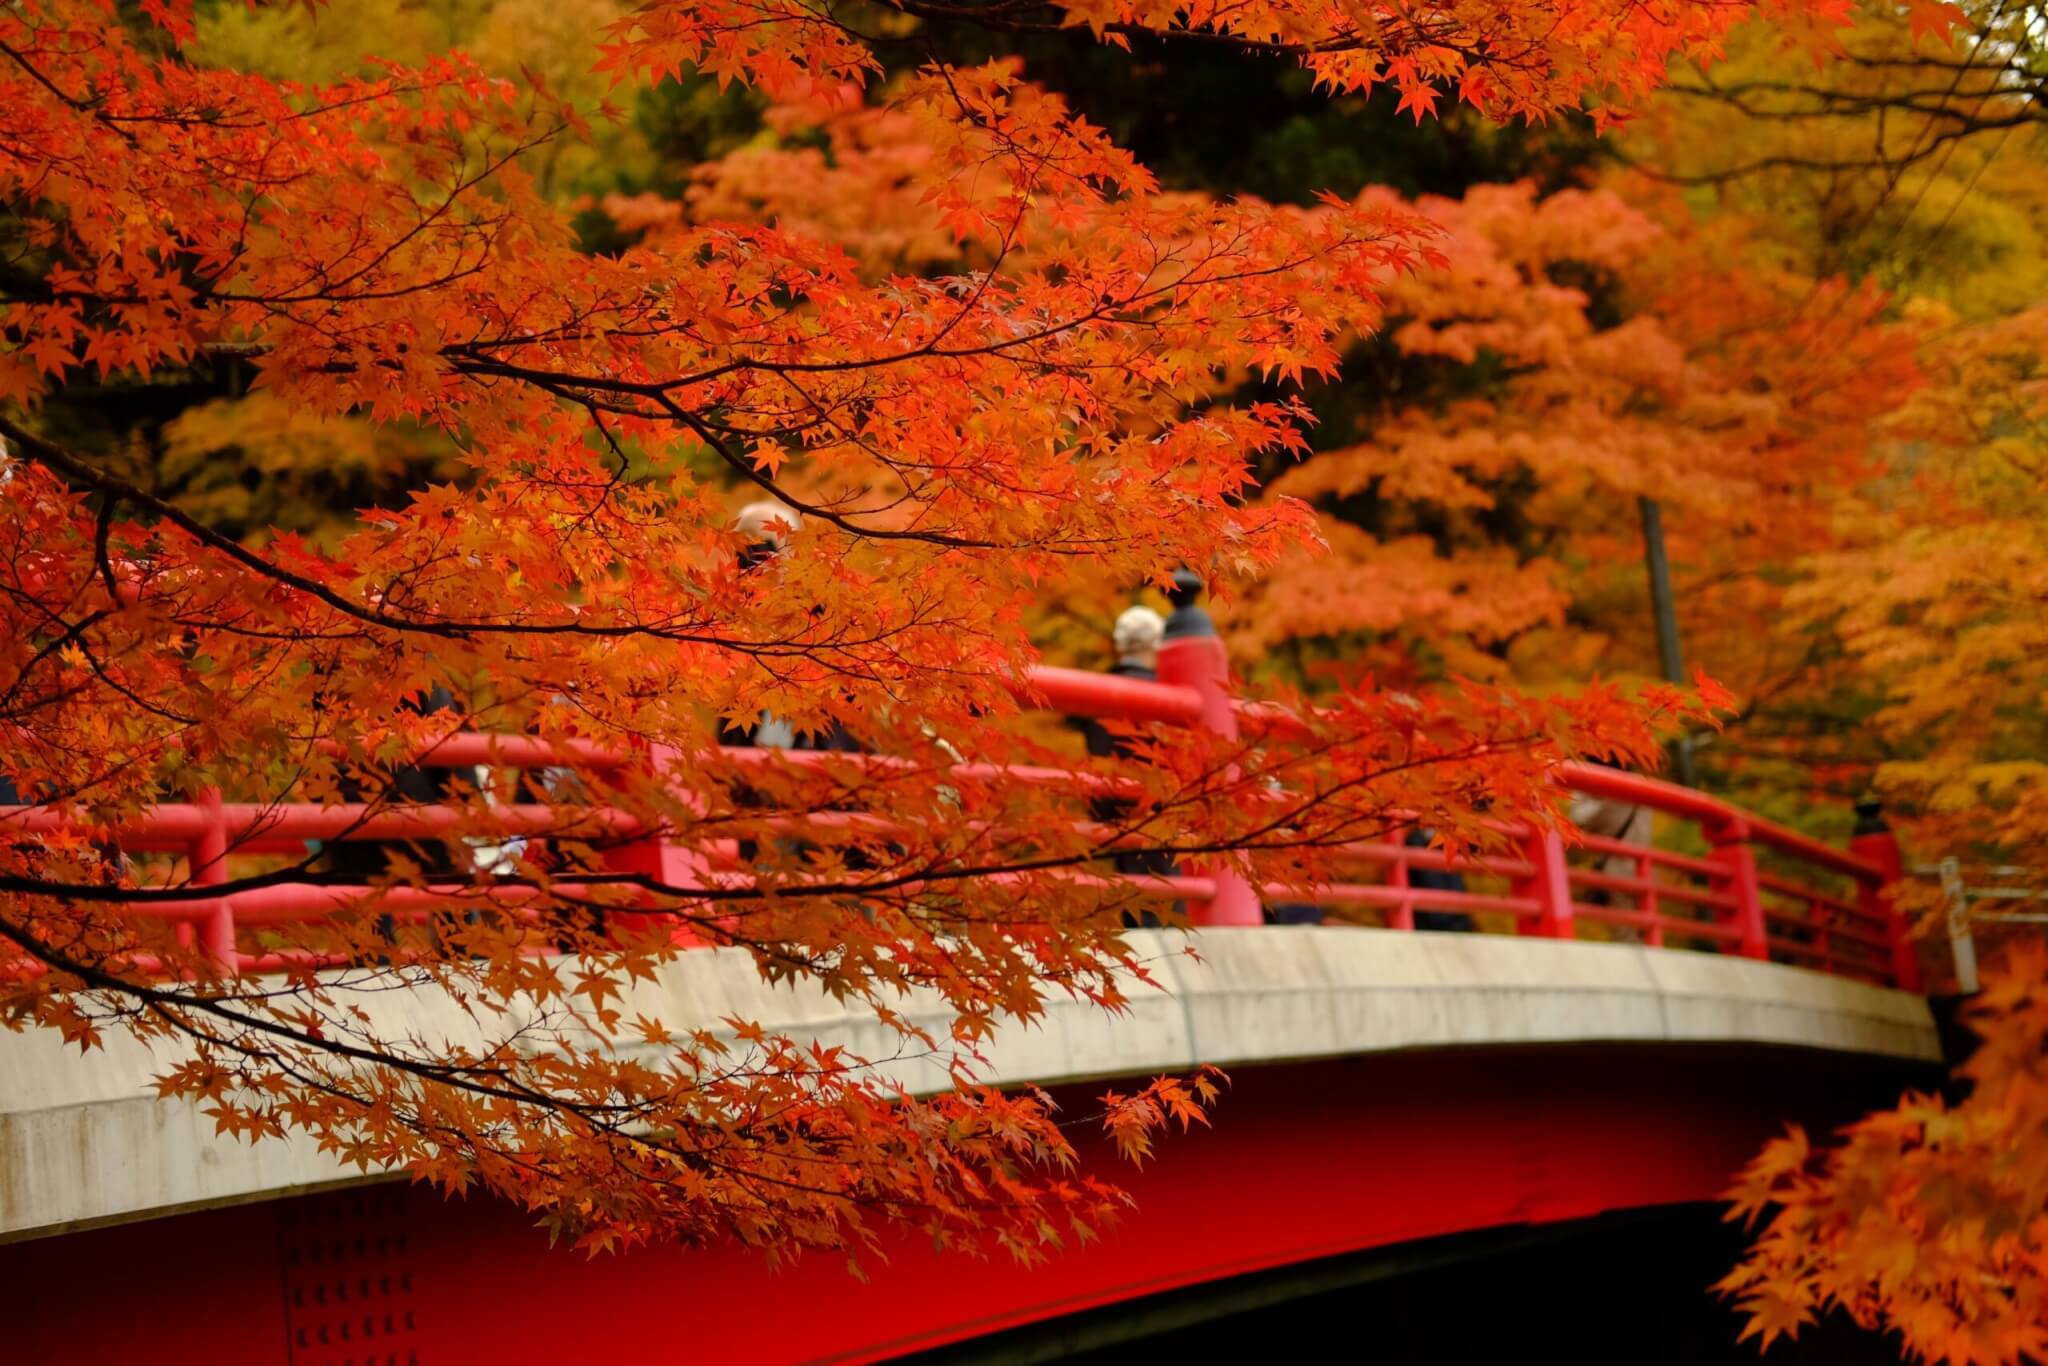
1,927,1935,1240
3,930,1937,1364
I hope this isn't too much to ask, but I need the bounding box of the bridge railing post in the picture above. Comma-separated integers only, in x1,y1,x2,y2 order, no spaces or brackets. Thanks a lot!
1707,820,1769,961
1155,570,1261,927
193,786,235,970
1387,856,1416,931
600,743,710,947
1514,825,1575,938
1849,797,1922,991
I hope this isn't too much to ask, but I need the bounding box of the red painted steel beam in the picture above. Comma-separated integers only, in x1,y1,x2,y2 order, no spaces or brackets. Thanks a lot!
0,1045,1932,1366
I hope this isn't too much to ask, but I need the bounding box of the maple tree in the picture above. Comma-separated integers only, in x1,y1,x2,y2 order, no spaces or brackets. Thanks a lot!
1220,176,1921,692
675,70,1924,715
1496,7,2044,869
1792,299,2048,873
824,9,2048,1345
0,0,1905,1265
1718,186,2048,1366
1197,3,2039,841
1619,2,2048,849
1585,6,2048,1360
1720,949,2048,1364
1156,0,2027,789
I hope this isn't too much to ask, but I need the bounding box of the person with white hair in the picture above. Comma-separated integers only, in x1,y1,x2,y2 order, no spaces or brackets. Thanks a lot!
1110,604,1163,675
733,500,801,573
1075,605,1165,760
720,499,857,753
1069,603,1176,922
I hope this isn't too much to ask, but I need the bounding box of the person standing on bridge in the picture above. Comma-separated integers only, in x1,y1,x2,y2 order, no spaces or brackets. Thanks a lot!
719,501,862,754
313,680,479,949
1405,825,1475,932
1073,605,1166,767
1072,605,1179,925
1568,756,1654,944
718,502,878,891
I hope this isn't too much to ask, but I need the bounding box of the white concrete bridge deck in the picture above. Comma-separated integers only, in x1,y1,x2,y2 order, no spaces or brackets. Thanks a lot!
0,928,1938,1241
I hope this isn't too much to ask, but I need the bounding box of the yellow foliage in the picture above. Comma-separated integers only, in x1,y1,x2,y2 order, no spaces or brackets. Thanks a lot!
157,394,460,545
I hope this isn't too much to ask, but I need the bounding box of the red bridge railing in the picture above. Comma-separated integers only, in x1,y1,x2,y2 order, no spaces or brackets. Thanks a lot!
0,582,1922,991
1026,655,1916,988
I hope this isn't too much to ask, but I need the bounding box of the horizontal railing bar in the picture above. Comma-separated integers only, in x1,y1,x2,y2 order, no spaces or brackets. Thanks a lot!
0,802,648,847
1325,841,1538,880
370,733,632,770
1755,873,1866,918
1554,762,1884,883
1570,834,1723,879
1764,914,1892,954
1261,883,1541,917
1016,666,1204,725
1910,863,2032,878
1566,866,1739,910
1571,904,1744,941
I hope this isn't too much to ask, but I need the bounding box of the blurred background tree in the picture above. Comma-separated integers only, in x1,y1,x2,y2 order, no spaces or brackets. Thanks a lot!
24,1,2039,861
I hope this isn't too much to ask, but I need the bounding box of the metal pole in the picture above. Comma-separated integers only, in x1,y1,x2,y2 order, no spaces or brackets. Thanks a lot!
1637,496,1698,787
1940,856,1979,994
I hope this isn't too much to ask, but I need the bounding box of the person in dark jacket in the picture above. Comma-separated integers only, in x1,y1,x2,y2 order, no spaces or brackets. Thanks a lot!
1071,606,1178,926
314,682,472,948
720,501,863,755
1264,779,1325,926
1074,606,1166,766
1406,825,1475,932
719,502,870,889
317,683,466,878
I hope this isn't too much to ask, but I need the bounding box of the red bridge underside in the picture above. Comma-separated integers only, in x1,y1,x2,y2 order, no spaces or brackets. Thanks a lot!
4,1043,1925,1365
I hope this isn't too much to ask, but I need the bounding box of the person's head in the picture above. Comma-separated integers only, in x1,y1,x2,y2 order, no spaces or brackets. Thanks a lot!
734,501,801,570
1112,605,1165,669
